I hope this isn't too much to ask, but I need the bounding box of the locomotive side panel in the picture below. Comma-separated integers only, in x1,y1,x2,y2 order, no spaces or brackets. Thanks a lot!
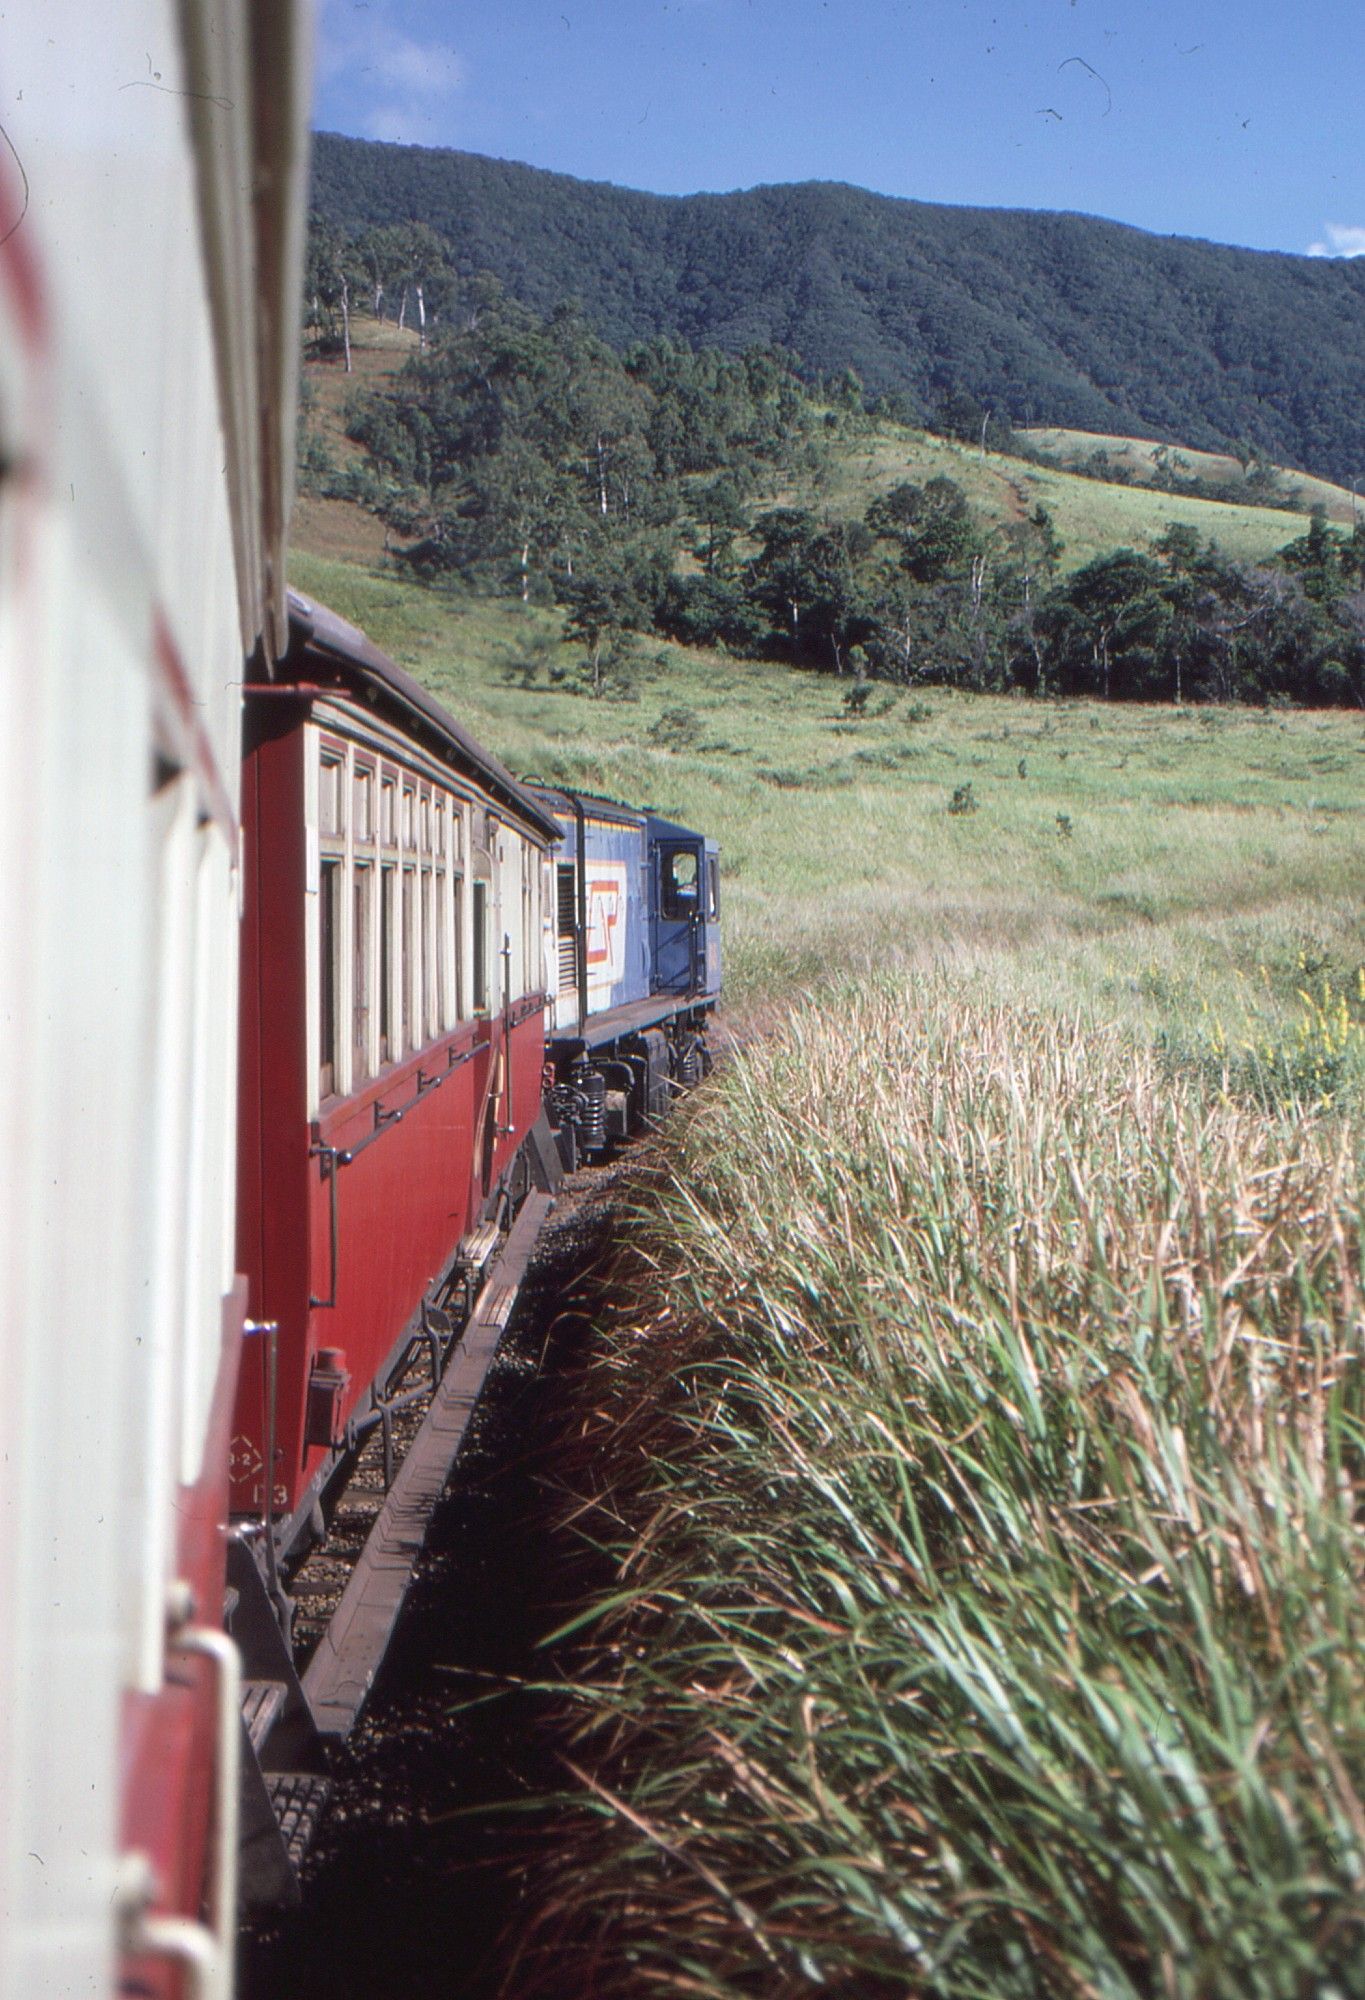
540,793,651,1035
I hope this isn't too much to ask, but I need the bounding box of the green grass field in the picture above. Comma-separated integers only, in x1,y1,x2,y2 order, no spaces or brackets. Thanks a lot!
805,425,1321,575
292,547,1365,1092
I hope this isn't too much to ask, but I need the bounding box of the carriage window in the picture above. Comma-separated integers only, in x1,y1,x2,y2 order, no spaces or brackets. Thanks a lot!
706,856,720,919
661,848,700,919
421,867,436,1040
353,865,373,1083
379,865,395,1063
521,844,534,995
402,787,415,848
402,865,417,1052
354,766,373,843
319,860,340,1100
436,873,449,1029
451,876,464,1020
472,879,489,1013
380,777,396,845
319,755,344,837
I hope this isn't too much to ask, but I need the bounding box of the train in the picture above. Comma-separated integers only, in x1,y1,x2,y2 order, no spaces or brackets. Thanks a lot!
0,8,719,1997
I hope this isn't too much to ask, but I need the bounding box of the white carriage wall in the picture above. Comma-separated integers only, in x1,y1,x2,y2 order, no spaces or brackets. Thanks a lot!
0,8,288,1993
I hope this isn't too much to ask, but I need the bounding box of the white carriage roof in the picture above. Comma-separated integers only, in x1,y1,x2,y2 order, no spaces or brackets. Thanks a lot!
282,590,561,842
523,782,647,829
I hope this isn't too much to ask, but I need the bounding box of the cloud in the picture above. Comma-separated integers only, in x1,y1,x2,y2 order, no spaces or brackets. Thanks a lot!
316,0,464,143
1307,223,1365,258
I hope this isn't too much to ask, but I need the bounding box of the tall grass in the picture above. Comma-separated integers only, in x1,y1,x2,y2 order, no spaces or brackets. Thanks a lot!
508,983,1365,1998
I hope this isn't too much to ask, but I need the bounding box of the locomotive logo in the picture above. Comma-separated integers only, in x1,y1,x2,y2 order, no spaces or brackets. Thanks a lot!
585,863,627,995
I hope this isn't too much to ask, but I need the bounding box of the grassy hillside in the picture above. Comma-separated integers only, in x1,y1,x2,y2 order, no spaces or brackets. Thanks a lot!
296,329,1324,581
1019,426,1362,525
802,426,1317,575
309,134,1365,487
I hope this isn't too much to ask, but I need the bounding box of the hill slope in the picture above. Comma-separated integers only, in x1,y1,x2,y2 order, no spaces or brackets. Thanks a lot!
293,325,1338,582
311,133,1365,487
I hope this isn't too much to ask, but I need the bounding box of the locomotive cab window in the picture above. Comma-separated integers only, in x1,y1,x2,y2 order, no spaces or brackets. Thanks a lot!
661,847,700,919
706,855,720,920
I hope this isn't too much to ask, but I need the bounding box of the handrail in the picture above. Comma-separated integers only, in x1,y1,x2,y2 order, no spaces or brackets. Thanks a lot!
308,1148,341,1308
305,994,546,1305
171,1622,241,1986
119,1587,244,2000
311,1001,543,1176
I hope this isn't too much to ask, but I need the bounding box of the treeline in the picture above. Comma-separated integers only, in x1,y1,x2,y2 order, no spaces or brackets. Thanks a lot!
309,285,1365,708
309,131,1365,488
666,500,1365,708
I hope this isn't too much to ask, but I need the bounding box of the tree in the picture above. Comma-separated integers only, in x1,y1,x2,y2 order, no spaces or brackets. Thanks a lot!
692,475,749,576
304,214,361,371
560,536,664,694
1279,510,1344,603
744,510,878,671
1039,551,1172,700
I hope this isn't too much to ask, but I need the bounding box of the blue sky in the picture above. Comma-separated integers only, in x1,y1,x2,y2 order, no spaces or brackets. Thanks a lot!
314,0,1365,258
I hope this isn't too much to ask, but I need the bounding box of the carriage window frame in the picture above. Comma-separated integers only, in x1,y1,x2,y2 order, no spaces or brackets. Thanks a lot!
472,876,490,1014
352,861,374,1084
316,735,350,1104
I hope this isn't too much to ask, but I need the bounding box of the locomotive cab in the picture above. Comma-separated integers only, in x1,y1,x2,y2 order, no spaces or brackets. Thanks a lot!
647,815,722,1001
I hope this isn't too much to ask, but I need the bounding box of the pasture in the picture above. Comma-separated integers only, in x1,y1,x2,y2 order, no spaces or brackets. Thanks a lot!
807,425,1324,576
291,549,1365,1092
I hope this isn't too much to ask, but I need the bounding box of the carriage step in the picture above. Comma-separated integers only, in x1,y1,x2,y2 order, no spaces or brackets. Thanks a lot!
264,1772,334,1873
457,1220,501,1276
241,1679,287,1754
303,1190,555,1739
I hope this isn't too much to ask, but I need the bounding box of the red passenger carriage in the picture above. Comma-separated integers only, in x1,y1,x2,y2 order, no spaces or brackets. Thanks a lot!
230,596,562,1744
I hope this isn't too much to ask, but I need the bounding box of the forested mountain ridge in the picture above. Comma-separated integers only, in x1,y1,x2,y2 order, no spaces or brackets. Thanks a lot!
311,132,1365,488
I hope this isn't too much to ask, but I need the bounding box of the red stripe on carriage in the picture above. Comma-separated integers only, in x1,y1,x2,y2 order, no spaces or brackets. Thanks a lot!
153,609,239,842
0,143,47,352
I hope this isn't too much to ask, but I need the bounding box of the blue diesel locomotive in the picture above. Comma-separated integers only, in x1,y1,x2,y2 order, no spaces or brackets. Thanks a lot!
531,785,721,1164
